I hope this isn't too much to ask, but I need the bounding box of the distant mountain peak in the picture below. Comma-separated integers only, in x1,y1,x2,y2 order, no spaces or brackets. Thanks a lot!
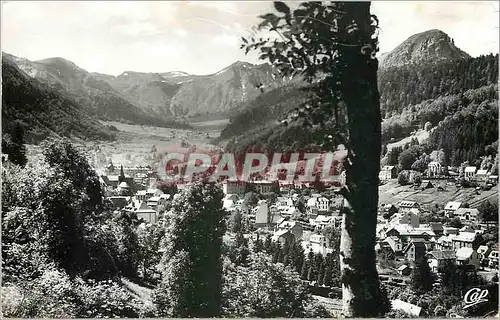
162,71,191,77
380,29,470,69
36,56,78,67
231,60,255,67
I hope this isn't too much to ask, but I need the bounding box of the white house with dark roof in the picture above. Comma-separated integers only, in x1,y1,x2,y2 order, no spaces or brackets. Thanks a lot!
450,232,476,251
426,250,456,273
311,215,335,230
427,161,442,177
464,166,477,180
308,234,333,256
135,190,148,201
444,201,462,217
307,196,330,214
147,196,165,211
454,208,479,223
487,249,499,268
379,165,397,181
399,201,420,213
272,229,294,246
477,245,491,264
389,210,420,228
456,247,480,269
277,220,303,241
475,169,489,181
134,201,158,224
277,196,294,208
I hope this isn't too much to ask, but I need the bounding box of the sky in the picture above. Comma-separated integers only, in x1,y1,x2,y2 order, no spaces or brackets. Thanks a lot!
2,1,499,76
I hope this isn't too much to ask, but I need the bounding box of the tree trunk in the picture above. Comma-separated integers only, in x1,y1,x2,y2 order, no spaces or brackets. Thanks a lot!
337,2,388,317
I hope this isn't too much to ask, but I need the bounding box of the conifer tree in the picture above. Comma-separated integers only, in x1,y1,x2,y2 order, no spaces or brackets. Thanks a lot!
300,260,309,280
154,182,226,317
323,265,333,287
317,261,325,285
119,165,125,183
411,256,435,294
264,235,272,252
9,122,28,167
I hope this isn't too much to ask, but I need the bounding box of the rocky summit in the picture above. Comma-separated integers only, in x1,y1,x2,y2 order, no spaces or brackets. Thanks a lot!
379,29,471,69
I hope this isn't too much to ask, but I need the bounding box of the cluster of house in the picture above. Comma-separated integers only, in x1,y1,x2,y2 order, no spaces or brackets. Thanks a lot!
462,166,498,183
376,200,498,276
222,181,345,257
96,163,174,223
95,160,498,274
221,178,324,196
106,187,172,224
379,163,498,185
98,162,155,196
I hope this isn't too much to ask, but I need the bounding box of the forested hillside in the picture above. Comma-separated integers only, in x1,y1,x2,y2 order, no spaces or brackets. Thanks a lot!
221,53,499,165
428,85,498,166
2,56,116,143
382,84,498,143
4,53,191,130
219,84,311,141
379,53,498,116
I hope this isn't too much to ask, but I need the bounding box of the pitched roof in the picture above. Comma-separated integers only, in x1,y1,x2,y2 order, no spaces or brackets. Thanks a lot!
453,232,476,242
399,201,418,208
444,201,462,210
108,196,130,208
118,181,130,188
429,222,444,231
136,201,156,213
272,229,291,239
409,208,420,215
454,208,479,216
427,250,456,260
456,247,475,260
403,239,427,253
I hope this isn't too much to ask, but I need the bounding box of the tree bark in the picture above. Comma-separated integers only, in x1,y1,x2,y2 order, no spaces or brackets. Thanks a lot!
337,2,388,317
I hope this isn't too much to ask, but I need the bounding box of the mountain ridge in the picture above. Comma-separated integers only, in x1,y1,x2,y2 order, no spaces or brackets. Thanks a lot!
3,52,190,129
2,55,116,143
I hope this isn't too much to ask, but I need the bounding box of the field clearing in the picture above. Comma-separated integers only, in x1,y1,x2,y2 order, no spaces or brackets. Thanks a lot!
88,121,224,168
379,180,498,208
312,295,342,316
189,118,230,130
386,128,431,152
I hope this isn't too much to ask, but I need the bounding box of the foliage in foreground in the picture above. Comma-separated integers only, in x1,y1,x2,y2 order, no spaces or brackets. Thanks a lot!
153,182,226,317
222,252,330,318
1,140,147,318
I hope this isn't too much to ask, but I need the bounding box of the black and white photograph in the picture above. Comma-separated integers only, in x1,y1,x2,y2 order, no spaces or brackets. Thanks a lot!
1,1,499,318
